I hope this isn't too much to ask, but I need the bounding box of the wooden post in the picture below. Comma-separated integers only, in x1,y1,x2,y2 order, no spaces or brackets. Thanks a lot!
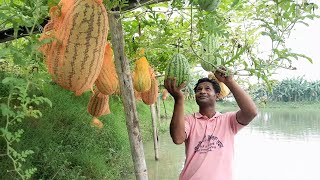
108,12,148,180
156,96,161,120
150,104,159,160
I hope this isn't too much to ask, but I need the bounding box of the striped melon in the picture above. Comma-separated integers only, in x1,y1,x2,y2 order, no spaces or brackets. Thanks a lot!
133,57,151,92
141,67,159,105
87,90,110,117
197,0,221,12
208,72,230,99
39,0,108,96
200,34,223,72
95,42,119,95
165,53,190,87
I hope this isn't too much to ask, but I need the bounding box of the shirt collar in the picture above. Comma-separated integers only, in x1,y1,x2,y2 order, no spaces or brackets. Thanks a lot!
194,112,221,119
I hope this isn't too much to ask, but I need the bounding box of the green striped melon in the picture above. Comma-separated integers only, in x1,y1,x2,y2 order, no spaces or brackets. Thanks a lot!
165,53,190,87
200,34,223,71
198,0,221,12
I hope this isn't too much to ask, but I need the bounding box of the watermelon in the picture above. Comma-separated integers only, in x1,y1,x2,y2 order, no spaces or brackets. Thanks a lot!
200,34,223,71
165,53,190,87
198,0,221,12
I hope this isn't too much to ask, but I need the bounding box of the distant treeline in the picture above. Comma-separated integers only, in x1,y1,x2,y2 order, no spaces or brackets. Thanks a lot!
252,77,320,102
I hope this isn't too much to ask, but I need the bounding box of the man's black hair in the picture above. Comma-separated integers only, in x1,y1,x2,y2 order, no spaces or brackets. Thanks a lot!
193,77,221,94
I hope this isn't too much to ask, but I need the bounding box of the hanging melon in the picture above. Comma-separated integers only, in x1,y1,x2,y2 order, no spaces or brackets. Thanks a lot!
141,67,159,105
208,72,230,99
192,0,221,12
90,117,104,129
39,0,108,96
133,56,151,92
87,90,110,117
165,53,191,87
200,34,223,72
95,42,119,95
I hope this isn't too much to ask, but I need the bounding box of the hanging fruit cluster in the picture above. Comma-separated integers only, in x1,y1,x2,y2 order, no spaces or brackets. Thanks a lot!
39,0,112,128
39,0,109,96
39,0,160,128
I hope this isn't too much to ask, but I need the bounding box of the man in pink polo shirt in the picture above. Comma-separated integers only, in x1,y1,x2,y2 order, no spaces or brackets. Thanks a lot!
164,67,258,180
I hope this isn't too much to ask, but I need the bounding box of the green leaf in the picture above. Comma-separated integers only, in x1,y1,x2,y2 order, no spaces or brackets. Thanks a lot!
296,21,309,26
231,0,240,8
5,131,13,141
1,103,14,117
292,53,313,63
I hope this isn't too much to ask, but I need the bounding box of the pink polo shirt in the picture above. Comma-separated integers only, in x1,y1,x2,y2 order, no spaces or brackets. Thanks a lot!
179,112,245,180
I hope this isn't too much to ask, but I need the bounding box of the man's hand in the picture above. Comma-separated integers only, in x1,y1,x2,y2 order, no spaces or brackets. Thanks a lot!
214,66,234,84
164,78,186,100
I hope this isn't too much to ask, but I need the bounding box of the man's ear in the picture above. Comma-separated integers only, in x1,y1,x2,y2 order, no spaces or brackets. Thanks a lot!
215,93,221,100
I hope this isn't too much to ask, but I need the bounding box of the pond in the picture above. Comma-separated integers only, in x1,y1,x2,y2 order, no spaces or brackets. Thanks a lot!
128,110,320,180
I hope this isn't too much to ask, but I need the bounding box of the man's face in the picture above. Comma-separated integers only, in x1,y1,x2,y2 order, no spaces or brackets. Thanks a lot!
195,82,218,106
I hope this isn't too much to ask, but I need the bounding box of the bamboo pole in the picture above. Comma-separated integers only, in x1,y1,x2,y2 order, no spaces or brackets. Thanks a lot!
150,104,159,160
108,12,148,180
156,96,161,120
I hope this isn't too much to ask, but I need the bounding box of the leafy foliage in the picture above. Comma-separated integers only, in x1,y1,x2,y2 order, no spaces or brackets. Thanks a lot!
0,1,51,178
120,0,319,87
252,77,320,103
0,76,51,179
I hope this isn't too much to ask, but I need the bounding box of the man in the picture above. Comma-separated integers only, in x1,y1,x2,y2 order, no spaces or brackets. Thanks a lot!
164,68,258,180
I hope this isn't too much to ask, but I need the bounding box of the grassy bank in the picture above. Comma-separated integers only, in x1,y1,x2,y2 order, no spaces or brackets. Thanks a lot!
256,101,320,110
0,82,155,179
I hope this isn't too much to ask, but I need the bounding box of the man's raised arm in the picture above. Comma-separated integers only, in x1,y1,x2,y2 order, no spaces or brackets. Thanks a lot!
214,68,258,125
164,78,187,144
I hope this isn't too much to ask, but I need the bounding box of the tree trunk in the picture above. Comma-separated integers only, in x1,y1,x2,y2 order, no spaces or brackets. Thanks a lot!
150,104,159,160
108,12,148,180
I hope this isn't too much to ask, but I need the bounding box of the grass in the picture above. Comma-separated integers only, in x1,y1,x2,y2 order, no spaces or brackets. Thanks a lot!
0,82,155,179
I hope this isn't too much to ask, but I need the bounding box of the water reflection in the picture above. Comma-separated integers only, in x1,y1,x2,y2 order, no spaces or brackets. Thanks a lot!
251,110,320,139
234,110,320,180
128,110,320,180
